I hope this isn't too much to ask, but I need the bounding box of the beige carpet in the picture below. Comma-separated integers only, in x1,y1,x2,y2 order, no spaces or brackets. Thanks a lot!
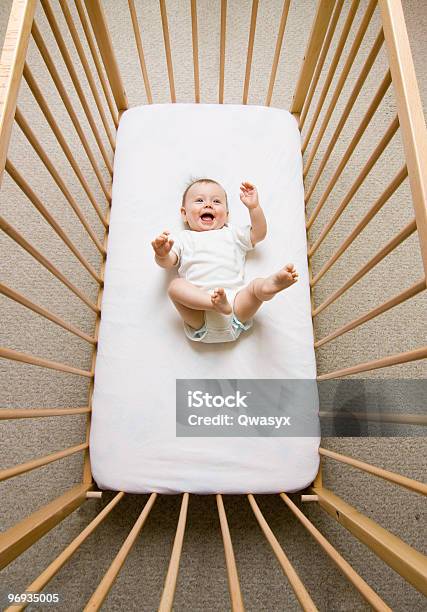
1,1,426,610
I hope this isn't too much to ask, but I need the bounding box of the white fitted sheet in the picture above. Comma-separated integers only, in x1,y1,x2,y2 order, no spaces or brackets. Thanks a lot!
90,103,320,494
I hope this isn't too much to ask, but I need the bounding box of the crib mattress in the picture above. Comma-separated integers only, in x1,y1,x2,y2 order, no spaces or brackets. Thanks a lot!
90,103,320,494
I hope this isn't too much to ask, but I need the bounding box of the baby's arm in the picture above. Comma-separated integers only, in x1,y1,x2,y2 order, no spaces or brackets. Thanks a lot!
240,181,267,246
151,230,178,268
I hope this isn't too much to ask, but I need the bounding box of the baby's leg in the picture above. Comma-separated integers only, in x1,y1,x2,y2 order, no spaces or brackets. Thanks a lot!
168,278,232,329
170,299,205,330
234,263,298,323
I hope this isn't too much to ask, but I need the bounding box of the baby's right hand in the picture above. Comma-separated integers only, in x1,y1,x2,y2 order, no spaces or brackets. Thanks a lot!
151,230,174,258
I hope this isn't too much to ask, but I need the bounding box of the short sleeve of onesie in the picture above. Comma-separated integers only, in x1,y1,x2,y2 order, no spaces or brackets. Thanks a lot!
170,231,183,266
230,224,254,252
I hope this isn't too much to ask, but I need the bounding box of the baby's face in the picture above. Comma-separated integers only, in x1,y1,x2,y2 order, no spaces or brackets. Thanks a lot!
181,182,228,231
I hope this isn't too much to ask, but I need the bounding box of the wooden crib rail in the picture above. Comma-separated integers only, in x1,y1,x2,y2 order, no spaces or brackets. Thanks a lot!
379,0,427,275
310,486,427,597
4,492,124,612
1,476,425,608
0,0,36,189
297,0,427,379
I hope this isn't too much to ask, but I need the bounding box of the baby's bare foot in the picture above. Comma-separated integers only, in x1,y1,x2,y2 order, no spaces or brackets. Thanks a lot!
211,288,232,315
256,264,299,301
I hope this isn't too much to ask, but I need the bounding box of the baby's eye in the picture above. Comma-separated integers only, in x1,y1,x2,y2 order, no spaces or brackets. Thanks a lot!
196,198,203,202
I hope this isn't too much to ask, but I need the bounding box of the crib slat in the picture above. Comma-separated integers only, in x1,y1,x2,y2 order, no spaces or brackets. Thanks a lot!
319,411,427,426
313,219,417,317
5,493,125,611
318,448,427,495
307,70,391,229
0,483,91,571
317,345,427,380
74,0,118,127
265,0,291,107
23,63,109,226
190,0,200,103
5,159,103,285
310,165,408,286
299,0,344,129
305,28,385,204
291,0,335,114
308,112,398,252
39,0,113,175
159,0,176,103
0,282,97,345
315,279,426,349
0,215,100,313
216,495,245,612
219,0,227,104
58,0,115,150
248,495,318,611
15,107,106,255
128,0,153,104
0,407,90,419
279,493,392,611
0,347,94,378
312,487,427,595
301,0,360,154
83,0,128,112
0,0,36,189
242,0,259,105
379,0,427,278
31,22,112,202
0,442,88,482
159,493,190,611
84,494,158,610
303,0,377,174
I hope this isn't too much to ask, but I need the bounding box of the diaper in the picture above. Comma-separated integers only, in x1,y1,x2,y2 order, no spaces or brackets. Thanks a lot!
183,288,253,344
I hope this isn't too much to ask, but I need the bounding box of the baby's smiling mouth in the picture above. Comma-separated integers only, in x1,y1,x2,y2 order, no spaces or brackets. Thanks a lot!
200,212,215,223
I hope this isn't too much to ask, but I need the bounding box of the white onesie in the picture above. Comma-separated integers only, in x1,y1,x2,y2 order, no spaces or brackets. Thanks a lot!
171,224,254,343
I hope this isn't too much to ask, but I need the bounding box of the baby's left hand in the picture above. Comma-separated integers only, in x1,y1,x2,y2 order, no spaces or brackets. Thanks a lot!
240,181,259,209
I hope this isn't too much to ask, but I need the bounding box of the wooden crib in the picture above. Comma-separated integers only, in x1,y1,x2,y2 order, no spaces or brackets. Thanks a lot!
0,0,426,609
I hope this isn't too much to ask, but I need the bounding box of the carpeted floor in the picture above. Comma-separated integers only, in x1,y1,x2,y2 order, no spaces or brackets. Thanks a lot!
1,1,426,610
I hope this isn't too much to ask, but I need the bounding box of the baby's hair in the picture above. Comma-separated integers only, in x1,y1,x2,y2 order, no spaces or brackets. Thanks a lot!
182,178,228,211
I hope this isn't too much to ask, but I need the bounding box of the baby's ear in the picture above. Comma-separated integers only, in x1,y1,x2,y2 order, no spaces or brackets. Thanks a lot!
180,206,187,222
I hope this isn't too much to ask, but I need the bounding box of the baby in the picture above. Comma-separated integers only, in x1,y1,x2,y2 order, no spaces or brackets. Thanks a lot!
151,178,298,343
